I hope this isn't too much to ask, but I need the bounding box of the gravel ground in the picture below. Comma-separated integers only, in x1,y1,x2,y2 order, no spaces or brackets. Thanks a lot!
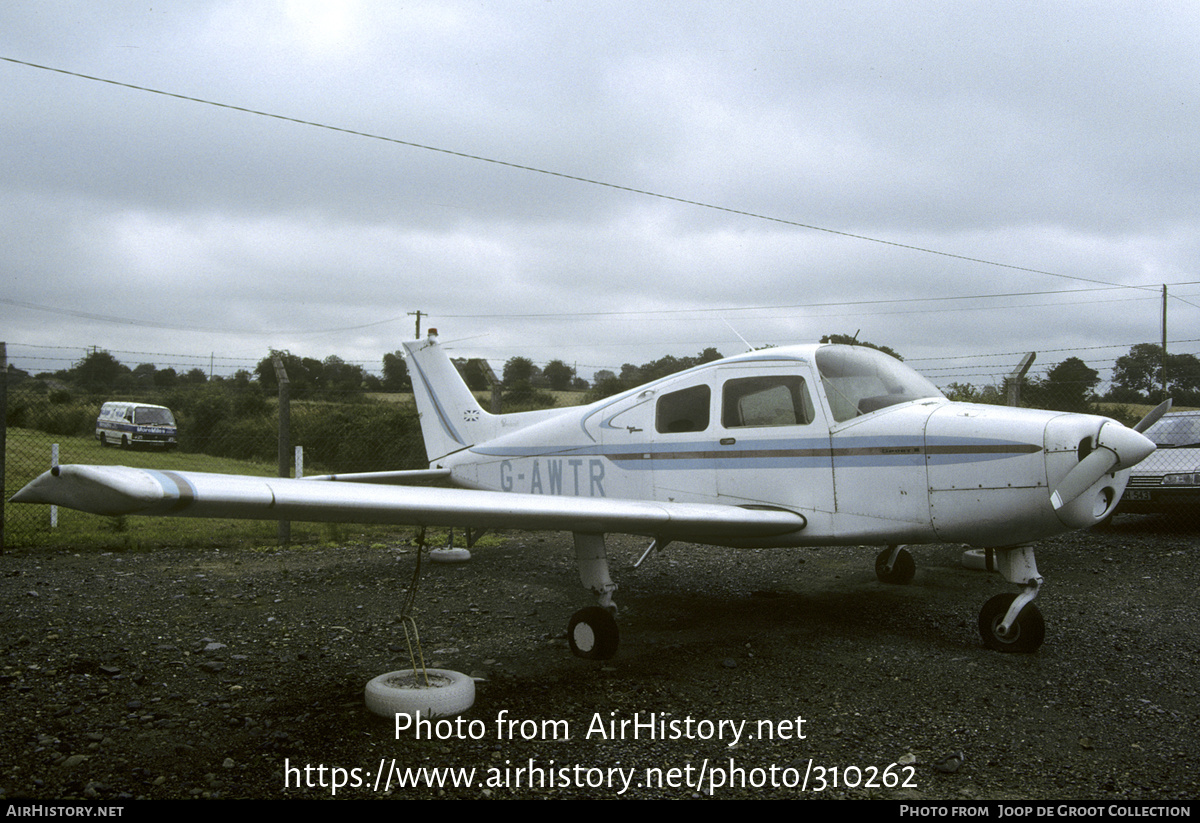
1,515,1197,800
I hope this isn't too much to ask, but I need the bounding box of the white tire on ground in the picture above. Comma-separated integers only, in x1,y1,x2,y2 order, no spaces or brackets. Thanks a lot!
962,549,988,571
429,547,471,563
364,668,475,719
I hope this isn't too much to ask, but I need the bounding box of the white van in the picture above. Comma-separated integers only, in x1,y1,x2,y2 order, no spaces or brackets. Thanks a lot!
96,402,178,450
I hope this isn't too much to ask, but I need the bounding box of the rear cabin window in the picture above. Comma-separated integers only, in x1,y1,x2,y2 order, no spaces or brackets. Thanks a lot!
722,375,814,428
655,385,711,433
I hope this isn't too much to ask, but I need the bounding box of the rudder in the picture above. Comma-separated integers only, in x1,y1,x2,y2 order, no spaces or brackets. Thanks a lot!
401,331,497,463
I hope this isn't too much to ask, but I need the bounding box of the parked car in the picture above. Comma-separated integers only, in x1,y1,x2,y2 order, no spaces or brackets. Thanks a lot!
96,402,178,450
1116,410,1200,516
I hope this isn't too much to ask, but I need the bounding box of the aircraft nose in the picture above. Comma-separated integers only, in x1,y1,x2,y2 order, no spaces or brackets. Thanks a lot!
1099,421,1156,471
1046,418,1156,517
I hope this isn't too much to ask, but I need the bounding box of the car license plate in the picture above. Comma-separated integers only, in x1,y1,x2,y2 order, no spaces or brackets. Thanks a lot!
1126,490,1152,501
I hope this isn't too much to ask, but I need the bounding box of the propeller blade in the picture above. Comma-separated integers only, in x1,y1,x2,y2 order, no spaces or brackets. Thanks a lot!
1051,422,1156,510
1051,448,1118,510
1134,399,1172,434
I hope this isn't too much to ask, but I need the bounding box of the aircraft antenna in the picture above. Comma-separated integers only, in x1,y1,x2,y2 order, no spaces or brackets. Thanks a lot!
722,318,754,352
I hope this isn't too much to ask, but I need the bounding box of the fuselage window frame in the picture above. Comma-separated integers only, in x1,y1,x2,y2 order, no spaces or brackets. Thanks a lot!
721,374,814,429
655,385,711,434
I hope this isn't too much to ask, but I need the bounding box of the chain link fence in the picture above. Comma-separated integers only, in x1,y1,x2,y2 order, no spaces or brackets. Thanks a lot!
2,363,428,548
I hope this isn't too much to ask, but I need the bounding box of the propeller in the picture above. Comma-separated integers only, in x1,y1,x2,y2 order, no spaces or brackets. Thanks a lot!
1133,398,1172,433
1050,421,1156,510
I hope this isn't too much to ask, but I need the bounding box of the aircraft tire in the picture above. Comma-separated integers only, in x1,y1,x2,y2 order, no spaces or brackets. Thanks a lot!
567,606,619,660
978,594,1045,653
875,546,915,585
364,668,475,720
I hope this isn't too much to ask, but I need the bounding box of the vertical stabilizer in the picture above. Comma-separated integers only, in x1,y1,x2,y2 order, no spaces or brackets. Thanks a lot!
402,330,498,463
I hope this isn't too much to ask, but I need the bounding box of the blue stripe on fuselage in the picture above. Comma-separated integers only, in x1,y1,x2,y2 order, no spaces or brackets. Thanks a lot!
470,435,1040,470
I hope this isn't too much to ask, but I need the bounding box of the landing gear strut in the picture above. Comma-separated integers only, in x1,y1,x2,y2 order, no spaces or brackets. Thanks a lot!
977,546,1045,653
568,532,620,660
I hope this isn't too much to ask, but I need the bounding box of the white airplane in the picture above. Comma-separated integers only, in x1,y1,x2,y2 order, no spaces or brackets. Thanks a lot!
13,331,1164,657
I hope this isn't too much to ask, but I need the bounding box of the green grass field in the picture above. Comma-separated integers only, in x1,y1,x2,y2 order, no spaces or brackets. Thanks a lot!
3,428,417,551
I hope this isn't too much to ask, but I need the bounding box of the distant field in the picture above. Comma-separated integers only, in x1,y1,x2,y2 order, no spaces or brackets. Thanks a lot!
4,428,411,550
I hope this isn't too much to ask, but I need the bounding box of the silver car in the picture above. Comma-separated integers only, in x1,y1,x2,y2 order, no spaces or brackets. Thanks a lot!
1117,411,1200,516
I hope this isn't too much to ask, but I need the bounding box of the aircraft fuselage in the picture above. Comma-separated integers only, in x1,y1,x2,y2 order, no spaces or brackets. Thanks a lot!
436,345,1130,549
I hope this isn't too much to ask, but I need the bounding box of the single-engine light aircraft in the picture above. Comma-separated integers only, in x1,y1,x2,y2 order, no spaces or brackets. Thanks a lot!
14,331,1164,656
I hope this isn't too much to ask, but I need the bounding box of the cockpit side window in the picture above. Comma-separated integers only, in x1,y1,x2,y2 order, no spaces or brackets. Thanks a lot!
655,385,711,433
722,375,813,428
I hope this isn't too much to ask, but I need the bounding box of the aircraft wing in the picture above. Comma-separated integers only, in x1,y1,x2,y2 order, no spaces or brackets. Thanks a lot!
12,465,805,540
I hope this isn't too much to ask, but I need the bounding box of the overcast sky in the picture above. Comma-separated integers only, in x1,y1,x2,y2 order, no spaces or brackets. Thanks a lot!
3,2,1199,390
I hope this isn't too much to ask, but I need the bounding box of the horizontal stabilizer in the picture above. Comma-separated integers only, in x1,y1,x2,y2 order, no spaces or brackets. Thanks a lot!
12,465,806,540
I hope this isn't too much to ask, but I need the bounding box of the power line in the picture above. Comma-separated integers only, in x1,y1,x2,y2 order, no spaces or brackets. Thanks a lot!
0,55,1161,292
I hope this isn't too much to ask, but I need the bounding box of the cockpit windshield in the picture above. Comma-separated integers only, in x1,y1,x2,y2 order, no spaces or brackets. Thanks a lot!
816,346,944,422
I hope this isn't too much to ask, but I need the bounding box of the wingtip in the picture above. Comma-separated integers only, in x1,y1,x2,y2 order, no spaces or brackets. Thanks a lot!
9,465,163,515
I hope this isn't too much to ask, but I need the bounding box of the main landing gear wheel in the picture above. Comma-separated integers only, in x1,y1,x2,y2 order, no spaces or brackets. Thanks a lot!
978,593,1045,653
567,606,619,660
875,546,915,585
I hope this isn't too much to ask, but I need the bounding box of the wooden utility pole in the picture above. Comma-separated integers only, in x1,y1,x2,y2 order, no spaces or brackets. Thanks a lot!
1161,284,1168,399
408,310,425,339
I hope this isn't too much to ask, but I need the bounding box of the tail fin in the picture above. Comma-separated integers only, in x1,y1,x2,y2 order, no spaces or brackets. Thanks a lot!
402,330,498,463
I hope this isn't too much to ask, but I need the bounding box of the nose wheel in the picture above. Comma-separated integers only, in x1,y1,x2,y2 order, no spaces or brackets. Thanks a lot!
875,545,915,584
976,546,1045,653
978,593,1044,653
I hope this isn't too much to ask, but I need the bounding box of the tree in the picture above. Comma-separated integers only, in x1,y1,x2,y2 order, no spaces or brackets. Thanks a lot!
132,363,158,386
256,351,319,398
1028,357,1099,412
452,358,493,392
1112,343,1163,401
319,355,365,395
381,351,411,392
64,349,130,391
819,334,903,361
502,357,537,386
543,360,576,391
585,348,725,401
1110,344,1200,405
153,367,178,388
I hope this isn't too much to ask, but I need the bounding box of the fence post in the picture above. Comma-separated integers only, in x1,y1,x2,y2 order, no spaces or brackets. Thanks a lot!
273,355,290,545
470,357,502,414
50,444,58,528
1007,352,1036,407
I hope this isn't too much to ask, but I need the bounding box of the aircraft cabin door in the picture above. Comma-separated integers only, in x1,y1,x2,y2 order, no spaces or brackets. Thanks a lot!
713,364,834,518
